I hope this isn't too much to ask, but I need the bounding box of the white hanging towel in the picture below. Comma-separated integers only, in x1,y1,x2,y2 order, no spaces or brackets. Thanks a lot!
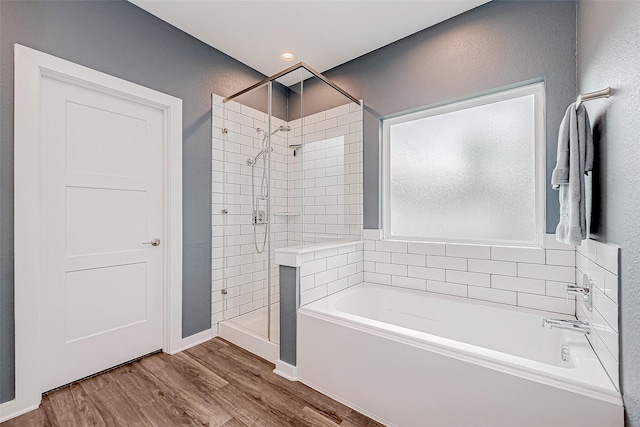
551,103,594,246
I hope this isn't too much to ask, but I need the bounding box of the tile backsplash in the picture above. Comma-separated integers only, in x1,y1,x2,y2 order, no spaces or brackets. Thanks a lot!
296,242,364,306
363,230,577,315
575,239,620,390
362,230,620,389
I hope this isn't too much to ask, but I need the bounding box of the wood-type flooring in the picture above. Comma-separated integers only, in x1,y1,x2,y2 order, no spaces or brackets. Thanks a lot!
2,338,383,427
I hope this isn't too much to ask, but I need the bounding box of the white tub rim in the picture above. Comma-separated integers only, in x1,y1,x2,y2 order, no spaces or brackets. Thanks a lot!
298,283,622,406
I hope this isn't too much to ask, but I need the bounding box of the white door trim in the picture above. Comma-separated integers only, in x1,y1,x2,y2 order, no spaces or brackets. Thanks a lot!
5,44,184,421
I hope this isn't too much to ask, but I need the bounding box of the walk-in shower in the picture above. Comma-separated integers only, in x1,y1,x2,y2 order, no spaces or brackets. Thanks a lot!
211,63,363,360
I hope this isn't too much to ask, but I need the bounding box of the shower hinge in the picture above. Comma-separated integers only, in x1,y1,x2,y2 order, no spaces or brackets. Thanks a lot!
221,289,228,295
221,209,228,214
222,128,228,134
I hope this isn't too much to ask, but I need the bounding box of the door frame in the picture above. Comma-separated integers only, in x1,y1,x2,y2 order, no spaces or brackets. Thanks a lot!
7,44,184,419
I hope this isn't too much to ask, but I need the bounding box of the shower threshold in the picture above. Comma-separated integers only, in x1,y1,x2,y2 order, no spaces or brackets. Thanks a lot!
218,303,280,363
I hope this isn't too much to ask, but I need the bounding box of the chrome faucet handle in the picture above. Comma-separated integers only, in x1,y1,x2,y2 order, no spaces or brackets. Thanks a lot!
567,285,589,295
567,275,593,312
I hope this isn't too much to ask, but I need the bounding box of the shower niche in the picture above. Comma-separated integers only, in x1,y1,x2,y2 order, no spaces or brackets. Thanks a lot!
211,64,363,359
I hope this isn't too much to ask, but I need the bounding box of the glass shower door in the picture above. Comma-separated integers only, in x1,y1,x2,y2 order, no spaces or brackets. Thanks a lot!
214,63,363,349
216,83,276,341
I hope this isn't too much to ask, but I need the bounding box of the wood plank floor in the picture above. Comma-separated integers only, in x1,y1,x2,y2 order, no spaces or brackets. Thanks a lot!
2,338,384,427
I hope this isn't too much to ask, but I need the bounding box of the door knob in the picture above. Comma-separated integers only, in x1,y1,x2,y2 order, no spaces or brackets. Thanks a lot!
142,238,161,247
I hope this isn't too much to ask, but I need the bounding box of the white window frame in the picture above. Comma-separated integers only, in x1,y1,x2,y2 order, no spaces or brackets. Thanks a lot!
382,82,546,246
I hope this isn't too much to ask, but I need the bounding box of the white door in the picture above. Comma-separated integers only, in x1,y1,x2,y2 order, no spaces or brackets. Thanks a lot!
40,76,164,392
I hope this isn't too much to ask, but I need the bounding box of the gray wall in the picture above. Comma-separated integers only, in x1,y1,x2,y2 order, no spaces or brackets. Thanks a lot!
278,265,300,366
577,2,640,425
0,0,265,403
287,77,356,121
323,0,577,230
228,81,290,122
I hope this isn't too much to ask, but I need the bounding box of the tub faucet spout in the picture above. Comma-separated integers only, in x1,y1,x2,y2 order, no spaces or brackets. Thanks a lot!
542,318,591,335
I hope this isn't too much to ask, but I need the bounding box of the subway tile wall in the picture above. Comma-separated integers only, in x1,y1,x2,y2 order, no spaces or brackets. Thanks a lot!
212,94,287,325
287,103,363,244
363,230,577,315
299,243,365,306
575,239,620,390
362,231,621,386
212,94,363,325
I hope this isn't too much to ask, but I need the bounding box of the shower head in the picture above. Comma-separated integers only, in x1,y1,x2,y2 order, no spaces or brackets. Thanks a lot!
271,125,292,135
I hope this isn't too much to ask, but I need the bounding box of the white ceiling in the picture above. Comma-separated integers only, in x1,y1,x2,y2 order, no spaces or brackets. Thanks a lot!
130,0,489,86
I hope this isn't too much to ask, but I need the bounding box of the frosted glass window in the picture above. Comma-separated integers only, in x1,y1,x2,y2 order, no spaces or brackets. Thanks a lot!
383,84,544,244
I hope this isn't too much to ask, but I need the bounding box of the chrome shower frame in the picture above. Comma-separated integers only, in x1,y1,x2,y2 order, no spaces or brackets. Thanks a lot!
223,63,360,343
266,81,273,339
223,62,361,106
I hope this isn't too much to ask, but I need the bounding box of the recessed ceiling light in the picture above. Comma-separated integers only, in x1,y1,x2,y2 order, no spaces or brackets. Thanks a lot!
280,51,296,61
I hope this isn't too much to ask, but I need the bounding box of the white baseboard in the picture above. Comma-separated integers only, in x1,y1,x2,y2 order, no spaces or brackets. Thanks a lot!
168,328,213,355
273,359,299,381
218,321,279,363
0,400,41,423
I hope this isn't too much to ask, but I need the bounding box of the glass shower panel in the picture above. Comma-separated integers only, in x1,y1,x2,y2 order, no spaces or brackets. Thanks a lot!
216,84,275,341
298,74,362,244
265,79,291,345
214,63,363,349
273,67,312,247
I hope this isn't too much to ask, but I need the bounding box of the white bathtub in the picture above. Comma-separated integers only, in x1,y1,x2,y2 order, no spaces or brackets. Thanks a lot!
297,284,623,427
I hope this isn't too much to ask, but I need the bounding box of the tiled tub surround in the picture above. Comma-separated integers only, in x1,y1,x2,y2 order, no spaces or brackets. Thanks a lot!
275,240,365,306
297,284,623,427
363,230,578,315
360,230,621,392
211,94,363,327
575,240,620,390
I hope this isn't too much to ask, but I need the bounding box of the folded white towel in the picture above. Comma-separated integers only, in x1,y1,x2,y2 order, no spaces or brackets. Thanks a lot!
551,103,593,246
